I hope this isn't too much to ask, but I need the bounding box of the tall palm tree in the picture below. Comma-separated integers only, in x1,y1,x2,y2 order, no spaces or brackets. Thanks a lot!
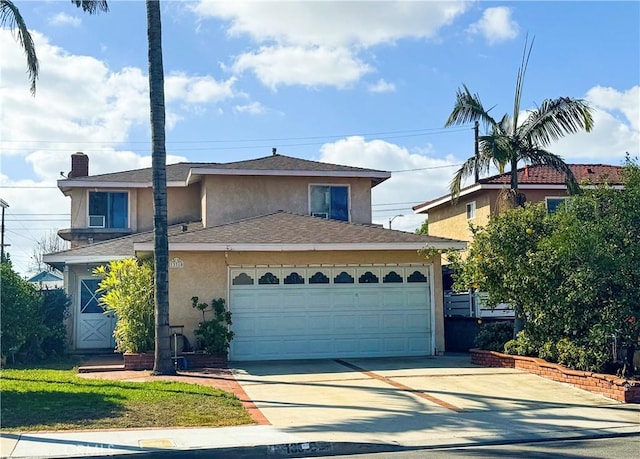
445,36,594,201
75,0,174,375
1,0,38,95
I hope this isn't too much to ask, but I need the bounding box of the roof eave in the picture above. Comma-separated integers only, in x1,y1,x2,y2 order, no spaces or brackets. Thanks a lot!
134,241,466,252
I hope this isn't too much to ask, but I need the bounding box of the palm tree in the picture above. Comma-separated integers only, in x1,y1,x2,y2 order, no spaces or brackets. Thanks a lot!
1,0,38,95
445,36,594,202
75,0,174,375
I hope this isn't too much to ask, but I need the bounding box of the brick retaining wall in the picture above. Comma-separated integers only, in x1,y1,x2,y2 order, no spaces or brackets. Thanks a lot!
124,352,227,370
470,349,640,403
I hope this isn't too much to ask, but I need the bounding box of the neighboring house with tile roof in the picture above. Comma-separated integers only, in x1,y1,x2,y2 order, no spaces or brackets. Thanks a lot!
412,164,624,244
44,151,465,360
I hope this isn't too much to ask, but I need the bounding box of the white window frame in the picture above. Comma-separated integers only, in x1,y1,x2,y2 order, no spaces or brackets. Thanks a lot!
545,196,568,214
466,201,476,220
308,183,351,222
86,190,130,229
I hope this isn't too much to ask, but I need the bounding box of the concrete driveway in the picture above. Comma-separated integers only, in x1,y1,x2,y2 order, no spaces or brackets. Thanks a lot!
232,355,640,448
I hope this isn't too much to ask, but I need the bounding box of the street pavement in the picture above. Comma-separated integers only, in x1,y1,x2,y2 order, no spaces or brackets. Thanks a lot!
1,355,639,458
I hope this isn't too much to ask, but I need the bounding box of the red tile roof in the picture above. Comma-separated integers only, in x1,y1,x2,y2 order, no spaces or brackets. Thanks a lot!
413,163,624,212
480,164,624,185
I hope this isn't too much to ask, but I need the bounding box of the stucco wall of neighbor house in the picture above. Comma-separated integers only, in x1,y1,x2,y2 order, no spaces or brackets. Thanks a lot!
427,192,493,242
518,188,570,207
167,249,445,356
202,176,373,227
136,185,202,232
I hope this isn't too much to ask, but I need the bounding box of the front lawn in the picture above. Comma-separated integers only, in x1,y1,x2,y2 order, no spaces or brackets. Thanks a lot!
0,367,253,431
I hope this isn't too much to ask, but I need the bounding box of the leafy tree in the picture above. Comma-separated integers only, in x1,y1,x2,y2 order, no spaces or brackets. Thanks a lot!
415,220,428,235
453,159,640,374
445,36,593,200
94,259,155,354
449,202,551,334
74,0,174,374
1,0,38,95
30,231,69,274
0,263,42,360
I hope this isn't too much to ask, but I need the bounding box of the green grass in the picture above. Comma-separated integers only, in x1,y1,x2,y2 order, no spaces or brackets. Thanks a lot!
0,368,253,431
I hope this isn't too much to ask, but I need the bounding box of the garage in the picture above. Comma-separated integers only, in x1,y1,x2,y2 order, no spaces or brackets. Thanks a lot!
228,265,433,361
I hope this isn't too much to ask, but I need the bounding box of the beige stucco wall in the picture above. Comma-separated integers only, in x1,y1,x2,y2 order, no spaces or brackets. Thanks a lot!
427,192,493,242
167,249,445,355
202,176,373,226
135,185,201,232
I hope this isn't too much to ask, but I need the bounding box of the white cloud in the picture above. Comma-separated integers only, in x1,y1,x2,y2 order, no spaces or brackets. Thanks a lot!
368,79,396,93
549,86,640,162
194,1,470,88
232,45,371,89
166,72,237,104
234,101,267,115
318,136,459,232
49,13,81,27
0,30,240,157
467,7,519,45
194,1,468,47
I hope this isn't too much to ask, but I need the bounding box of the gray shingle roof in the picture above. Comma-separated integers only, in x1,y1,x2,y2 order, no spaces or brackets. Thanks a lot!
45,213,463,262
58,154,389,186
166,212,458,245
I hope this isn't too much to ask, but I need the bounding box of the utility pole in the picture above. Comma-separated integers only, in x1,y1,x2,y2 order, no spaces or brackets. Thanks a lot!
0,199,9,262
474,120,480,183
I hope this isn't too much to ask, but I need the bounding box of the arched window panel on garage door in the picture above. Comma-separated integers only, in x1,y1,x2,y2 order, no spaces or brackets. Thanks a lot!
407,270,428,283
333,269,355,284
382,270,403,283
231,271,255,286
258,271,280,285
309,271,330,284
283,271,305,284
357,268,380,284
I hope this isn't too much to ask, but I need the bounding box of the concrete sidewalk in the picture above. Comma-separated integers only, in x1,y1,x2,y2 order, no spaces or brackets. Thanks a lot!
2,355,639,458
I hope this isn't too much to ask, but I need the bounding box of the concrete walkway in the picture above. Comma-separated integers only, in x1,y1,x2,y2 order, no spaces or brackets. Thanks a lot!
2,355,639,458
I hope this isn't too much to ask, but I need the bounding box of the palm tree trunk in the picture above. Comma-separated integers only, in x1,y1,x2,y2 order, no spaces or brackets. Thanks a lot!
146,0,174,375
510,157,519,192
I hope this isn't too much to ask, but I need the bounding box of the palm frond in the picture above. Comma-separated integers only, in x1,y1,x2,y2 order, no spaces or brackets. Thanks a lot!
449,157,481,201
512,34,534,131
445,84,497,129
1,0,38,95
520,147,581,194
519,97,594,146
71,0,109,14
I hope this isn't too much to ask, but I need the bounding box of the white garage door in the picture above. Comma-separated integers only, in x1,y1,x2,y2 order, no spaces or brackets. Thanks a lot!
228,265,433,361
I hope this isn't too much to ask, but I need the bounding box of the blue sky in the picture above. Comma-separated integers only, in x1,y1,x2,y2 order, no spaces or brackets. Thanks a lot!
1,0,638,276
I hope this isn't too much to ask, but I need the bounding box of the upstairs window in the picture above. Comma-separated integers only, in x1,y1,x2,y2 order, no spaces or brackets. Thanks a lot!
310,185,349,221
89,191,128,229
546,197,568,214
466,201,476,220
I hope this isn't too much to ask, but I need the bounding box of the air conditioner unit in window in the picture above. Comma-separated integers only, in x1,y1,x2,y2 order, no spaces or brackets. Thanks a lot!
89,215,106,228
311,212,328,219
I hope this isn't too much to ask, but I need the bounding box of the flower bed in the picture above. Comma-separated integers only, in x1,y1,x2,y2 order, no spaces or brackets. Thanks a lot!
470,348,640,403
124,352,227,370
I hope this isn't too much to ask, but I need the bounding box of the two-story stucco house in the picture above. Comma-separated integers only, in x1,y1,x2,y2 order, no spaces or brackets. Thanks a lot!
45,151,465,361
412,163,624,243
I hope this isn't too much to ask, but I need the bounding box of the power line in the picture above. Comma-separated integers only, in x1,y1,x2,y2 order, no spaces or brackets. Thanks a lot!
2,126,473,145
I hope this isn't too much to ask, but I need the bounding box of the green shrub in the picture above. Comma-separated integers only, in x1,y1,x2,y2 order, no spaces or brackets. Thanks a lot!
1,263,44,360
192,297,234,355
474,321,514,352
502,330,537,357
556,338,608,373
40,288,70,357
94,259,155,354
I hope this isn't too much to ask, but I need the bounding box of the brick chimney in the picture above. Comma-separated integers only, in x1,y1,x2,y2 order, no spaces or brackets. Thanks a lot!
68,152,88,178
